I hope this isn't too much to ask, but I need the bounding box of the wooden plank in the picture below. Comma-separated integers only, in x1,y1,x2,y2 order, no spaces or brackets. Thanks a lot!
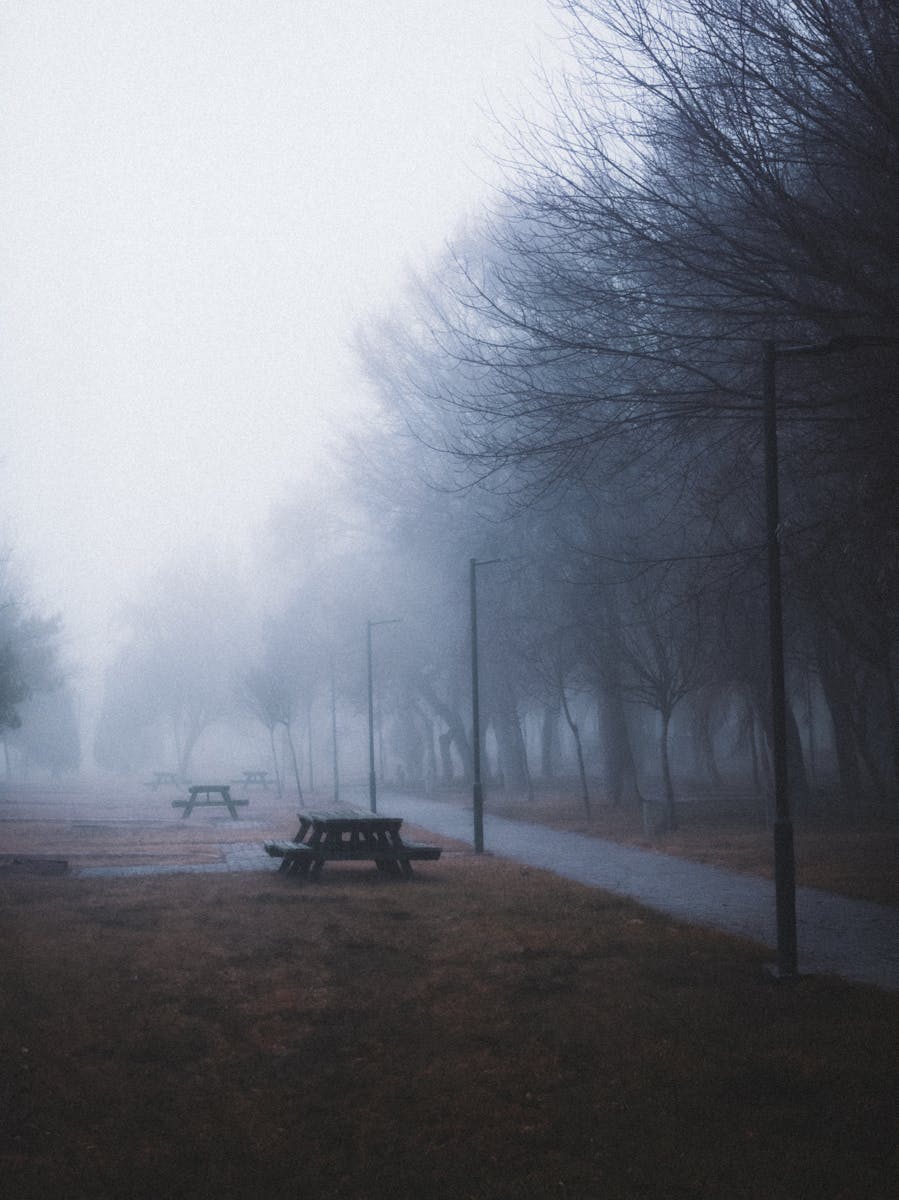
264,841,311,857
172,798,249,807
264,840,439,860
298,809,402,826
265,844,440,863
305,822,403,838
171,801,247,811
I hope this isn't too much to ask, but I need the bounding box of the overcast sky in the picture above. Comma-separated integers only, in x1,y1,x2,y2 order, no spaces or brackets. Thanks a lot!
0,0,561,673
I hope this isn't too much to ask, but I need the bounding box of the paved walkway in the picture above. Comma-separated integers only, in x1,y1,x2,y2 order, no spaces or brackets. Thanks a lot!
380,794,899,994
79,792,898,993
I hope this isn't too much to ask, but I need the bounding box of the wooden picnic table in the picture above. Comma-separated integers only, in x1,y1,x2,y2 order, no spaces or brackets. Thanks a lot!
241,770,270,787
172,784,249,820
264,808,441,880
148,770,181,790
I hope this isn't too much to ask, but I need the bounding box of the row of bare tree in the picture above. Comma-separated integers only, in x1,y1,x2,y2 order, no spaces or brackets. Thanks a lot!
351,0,899,819
94,2,898,822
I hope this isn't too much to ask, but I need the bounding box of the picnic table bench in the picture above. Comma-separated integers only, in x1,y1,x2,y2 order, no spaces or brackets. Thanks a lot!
172,784,248,820
265,808,441,880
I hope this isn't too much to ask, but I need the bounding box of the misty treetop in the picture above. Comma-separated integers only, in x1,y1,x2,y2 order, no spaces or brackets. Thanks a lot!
353,0,899,817
0,556,79,776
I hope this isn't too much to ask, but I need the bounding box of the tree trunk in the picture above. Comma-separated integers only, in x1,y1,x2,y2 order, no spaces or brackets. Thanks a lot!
283,721,304,801
846,679,886,803
785,701,813,817
492,699,531,796
517,713,535,802
748,708,761,796
417,676,471,785
177,743,195,782
691,691,724,789
414,707,438,796
595,673,642,808
175,711,205,782
816,631,863,810
753,676,812,820
438,730,455,784
540,702,560,780
744,700,771,823
660,708,677,831
756,707,774,826
804,670,818,792
559,686,590,818
269,725,283,797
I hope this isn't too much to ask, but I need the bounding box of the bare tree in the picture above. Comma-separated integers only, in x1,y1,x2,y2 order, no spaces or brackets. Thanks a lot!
353,0,899,820
618,569,715,830
95,552,250,778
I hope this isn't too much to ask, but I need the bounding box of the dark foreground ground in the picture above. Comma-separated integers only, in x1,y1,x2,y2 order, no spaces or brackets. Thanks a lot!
1,781,897,1199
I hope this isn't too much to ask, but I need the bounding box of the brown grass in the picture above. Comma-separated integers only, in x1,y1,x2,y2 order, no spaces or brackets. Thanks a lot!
1,781,897,1198
2,855,897,1200
466,786,899,907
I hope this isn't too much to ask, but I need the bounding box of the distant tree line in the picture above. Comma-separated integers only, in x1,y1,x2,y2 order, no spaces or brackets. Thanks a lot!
353,0,899,822
0,555,79,777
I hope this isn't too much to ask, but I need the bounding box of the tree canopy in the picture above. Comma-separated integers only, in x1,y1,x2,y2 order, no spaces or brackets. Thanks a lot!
353,0,899,817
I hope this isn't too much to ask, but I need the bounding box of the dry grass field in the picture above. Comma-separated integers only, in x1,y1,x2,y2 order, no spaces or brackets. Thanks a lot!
1,780,897,1199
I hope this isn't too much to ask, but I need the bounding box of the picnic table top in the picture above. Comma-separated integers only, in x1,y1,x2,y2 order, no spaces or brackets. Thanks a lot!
297,808,403,828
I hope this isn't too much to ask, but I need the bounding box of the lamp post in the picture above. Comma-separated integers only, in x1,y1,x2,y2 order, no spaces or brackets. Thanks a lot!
762,332,896,978
763,340,797,979
330,657,339,804
367,618,401,813
470,557,500,853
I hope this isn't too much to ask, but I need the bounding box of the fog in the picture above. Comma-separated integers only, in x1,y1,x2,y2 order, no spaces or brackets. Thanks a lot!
0,0,556,690
3,1,893,825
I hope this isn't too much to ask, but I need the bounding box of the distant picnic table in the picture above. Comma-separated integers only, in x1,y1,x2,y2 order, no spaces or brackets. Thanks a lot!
172,784,248,820
239,770,269,787
147,771,181,790
265,808,441,880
